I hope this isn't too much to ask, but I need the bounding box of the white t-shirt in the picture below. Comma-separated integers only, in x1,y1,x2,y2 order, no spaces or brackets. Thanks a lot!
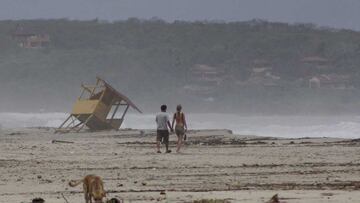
156,112,170,130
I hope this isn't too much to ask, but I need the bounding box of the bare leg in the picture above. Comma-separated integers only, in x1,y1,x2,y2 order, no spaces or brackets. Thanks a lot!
88,191,92,203
176,135,183,152
156,141,161,152
84,193,89,203
83,185,89,203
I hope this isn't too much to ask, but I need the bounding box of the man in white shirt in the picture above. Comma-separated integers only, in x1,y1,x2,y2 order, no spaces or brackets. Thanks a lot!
155,104,173,153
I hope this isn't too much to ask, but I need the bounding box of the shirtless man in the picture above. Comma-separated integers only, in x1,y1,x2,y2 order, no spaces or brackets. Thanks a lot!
155,104,173,153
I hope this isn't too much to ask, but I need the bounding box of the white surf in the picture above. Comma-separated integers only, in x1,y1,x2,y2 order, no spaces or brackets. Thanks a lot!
0,112,359,138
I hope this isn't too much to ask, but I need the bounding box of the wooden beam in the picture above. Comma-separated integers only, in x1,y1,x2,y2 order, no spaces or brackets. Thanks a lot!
65,117,77,128
118,104,130,128
76,115,93,132
81,84,95,94
109,103,120,122
55,115,72,133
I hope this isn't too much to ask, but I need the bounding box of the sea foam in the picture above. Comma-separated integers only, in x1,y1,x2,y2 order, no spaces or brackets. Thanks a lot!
0,112,359,138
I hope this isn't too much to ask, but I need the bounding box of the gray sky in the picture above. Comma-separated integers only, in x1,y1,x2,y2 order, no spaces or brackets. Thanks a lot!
1,0,360,30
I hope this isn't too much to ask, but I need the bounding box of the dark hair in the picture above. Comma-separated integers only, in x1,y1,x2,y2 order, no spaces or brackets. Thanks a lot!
176,104,182,112
161,104,167,111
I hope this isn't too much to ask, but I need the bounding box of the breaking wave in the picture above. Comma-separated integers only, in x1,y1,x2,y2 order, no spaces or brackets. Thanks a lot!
0,112,360,138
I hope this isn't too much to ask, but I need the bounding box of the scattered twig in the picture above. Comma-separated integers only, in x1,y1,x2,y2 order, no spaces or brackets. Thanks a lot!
52,140,74,144
61,193,70,203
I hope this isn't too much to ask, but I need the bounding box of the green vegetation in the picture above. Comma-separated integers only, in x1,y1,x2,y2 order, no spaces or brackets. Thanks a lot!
1,19,360,113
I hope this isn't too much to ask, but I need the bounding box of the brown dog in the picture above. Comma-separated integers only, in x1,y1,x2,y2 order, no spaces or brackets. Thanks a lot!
69,175,106,203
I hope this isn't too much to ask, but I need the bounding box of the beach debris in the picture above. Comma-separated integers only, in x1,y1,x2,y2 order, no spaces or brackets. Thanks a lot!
321,192,334,196
8,132,25,136
56,77,142,133
32,197,45,203
61,193,70,203
193,199,230,203
160,190,166,195
266,194,279,203
51,139,74,144
40,179,53,184
106,198,122,203
141,182,147,186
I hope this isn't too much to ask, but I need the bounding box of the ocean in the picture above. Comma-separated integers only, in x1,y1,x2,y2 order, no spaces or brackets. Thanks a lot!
0,112,359,138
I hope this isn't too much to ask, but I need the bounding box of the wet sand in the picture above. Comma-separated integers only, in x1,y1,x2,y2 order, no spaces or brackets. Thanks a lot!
0,128,360,202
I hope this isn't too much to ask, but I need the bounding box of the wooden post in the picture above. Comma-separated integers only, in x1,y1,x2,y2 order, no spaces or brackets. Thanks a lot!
76,115,93,132
55,115,72,133
118,104,130,128
109,102,121,122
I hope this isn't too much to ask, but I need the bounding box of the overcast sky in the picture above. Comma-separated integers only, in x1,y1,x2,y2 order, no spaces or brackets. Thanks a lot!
1,0,360,30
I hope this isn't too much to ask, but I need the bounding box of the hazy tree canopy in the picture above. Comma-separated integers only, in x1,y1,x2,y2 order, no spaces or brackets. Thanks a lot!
1,19,360,114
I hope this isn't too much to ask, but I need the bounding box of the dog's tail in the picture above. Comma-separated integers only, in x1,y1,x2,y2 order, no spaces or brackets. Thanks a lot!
68,179,83,187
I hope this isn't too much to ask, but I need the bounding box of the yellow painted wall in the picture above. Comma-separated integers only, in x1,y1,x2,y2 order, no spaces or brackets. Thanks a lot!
94,101,111,120
71,100,99,115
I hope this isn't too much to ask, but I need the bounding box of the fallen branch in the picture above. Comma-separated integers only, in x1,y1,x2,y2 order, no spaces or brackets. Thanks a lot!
52,140,74,144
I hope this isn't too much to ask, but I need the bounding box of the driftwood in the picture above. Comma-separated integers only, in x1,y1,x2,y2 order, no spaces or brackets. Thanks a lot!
51,140,74,144
266,194,280,203
193,199,230,203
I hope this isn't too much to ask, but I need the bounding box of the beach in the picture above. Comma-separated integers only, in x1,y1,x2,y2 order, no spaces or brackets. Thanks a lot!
0,128,360,202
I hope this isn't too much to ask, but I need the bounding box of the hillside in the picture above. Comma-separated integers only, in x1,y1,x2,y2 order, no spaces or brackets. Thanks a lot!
1,19,360,114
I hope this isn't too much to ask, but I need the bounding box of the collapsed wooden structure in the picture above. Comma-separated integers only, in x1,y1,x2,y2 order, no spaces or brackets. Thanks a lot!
56,77,142,133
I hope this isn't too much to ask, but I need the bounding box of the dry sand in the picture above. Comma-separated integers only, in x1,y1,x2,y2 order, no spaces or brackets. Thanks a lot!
0,128,360,203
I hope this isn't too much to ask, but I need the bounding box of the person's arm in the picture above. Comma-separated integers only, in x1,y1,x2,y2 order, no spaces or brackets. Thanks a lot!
183,113,188,131
167,115,173,132
171,113,175,129
167,121,173,132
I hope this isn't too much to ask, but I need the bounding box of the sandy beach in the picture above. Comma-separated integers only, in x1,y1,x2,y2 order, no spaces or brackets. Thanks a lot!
1,128,360,203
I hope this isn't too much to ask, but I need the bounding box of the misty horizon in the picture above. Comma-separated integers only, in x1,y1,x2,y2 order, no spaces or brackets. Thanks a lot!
1,0,360,31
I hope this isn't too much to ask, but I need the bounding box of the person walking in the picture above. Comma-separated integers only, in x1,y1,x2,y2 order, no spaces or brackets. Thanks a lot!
155,104,173,153
172,105,188,153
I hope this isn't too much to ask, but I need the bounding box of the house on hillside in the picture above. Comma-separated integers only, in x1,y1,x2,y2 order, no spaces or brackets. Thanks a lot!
243,59,281,87
183,64,225,95
301,56,330,71
309,74,352,89
309,77,321,89
191,64,224,86
12,25,50,48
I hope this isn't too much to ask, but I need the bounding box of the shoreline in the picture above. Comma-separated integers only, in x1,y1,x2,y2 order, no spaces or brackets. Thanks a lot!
2,113,360,139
